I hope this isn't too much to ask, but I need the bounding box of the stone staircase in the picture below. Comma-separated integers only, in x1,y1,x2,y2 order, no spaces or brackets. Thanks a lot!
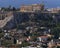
0,12,13,28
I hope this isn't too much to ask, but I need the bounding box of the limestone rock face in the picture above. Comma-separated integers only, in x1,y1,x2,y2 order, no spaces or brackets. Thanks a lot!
3,12,29,30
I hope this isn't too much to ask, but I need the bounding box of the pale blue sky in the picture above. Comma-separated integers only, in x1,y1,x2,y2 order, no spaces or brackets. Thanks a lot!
0,0,60,8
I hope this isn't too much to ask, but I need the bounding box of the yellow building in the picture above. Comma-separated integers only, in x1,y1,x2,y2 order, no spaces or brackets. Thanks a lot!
20,4,44,12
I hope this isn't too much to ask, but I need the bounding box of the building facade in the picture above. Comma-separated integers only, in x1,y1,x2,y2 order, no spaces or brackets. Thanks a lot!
20,4,44,12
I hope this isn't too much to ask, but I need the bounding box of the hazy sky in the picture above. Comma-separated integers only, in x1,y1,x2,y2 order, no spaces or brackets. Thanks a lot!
0,0,60,8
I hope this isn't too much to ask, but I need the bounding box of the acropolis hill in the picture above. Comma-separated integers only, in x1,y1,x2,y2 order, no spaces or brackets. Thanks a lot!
0,4,60,29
